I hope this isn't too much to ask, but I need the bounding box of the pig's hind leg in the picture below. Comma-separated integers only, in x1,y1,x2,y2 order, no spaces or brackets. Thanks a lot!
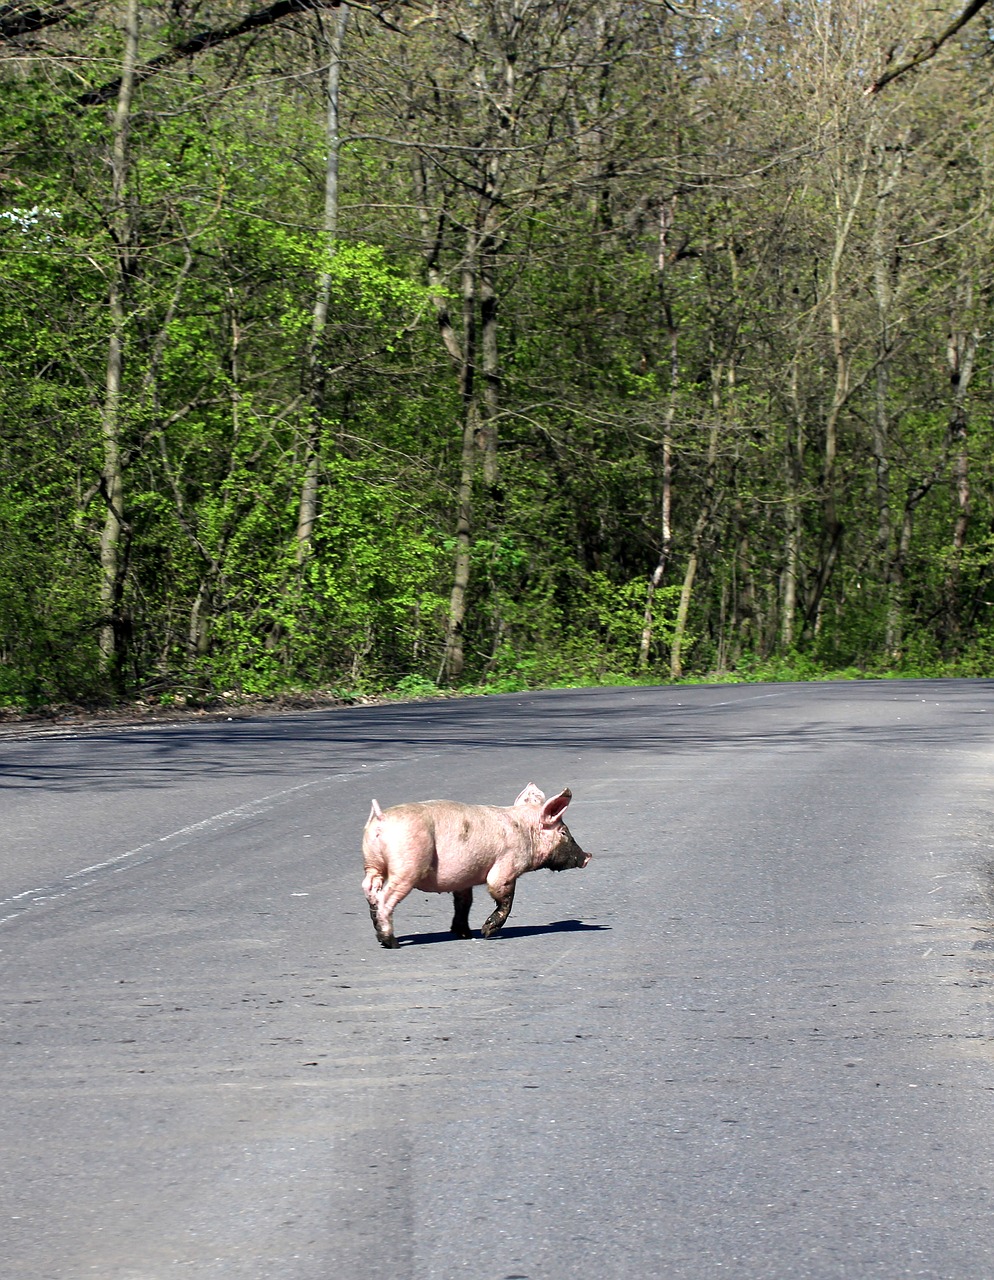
362,869,409,949
481,875,516,938
450,888,473,939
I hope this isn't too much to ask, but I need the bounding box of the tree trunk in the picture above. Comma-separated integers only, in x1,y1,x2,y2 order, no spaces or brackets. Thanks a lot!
439,243,479,683
805,144,870,635
669,546,699,680
639,198,677,670
296,3,348,565
943,294,979,647
412,156,481,685
870,137,905,657
670,358,726,679
186,290,240,661
669,407,720,680
478,232,499,493
638,422,672,670
98,0,139,677
441,398,479,684
728,495,757,664
888,473,938,659
781,358,804,651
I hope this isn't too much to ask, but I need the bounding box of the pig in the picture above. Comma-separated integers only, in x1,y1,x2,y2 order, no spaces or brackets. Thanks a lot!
361,783,590,948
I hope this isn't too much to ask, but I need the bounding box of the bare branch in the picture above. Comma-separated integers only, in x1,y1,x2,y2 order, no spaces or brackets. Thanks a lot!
77,0,336,107
866,0,991,95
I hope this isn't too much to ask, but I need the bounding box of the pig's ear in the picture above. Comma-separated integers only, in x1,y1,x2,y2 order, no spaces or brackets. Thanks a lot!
368,799,383,822
515,782,545,806
540,787,572,826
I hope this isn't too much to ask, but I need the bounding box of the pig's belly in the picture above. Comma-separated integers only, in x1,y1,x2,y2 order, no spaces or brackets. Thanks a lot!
415,853,497,894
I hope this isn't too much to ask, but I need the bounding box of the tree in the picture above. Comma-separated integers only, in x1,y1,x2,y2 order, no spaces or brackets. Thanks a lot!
296,2,349,565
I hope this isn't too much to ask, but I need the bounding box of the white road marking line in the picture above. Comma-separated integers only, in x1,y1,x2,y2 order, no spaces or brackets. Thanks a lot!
0,756,428,928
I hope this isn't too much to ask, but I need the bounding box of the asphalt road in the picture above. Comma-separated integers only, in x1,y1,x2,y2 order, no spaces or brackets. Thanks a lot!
3,679,994,1279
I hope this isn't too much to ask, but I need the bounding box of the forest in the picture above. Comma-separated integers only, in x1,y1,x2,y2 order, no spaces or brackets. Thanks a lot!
2,0,993,708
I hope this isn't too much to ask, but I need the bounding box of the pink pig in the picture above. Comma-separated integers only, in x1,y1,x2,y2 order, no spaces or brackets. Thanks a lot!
361,783,590,948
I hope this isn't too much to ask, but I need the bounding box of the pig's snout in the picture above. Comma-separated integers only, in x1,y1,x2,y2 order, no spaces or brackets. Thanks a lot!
555,850,590,870
546,832,591,871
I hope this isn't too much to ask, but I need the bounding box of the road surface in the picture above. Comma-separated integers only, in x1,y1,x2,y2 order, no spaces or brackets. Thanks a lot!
3,680,994,1278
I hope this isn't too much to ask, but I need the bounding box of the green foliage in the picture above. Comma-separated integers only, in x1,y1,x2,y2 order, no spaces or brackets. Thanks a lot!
391,674,442,699
0,490,104,707
3,0,994,709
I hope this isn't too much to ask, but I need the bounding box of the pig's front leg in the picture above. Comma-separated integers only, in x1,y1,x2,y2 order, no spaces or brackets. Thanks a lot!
481,875,516,938
450,888,473,939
